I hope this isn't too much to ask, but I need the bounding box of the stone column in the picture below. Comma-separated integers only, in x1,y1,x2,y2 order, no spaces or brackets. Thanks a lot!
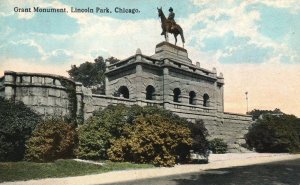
217,73,224,113
135,64,143,101
162,60,170,108
75,82,84,121
4,71,16,100
105,76,109,96
135,48,143,101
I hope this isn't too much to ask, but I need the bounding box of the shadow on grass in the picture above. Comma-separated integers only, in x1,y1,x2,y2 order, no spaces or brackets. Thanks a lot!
104,159,300,185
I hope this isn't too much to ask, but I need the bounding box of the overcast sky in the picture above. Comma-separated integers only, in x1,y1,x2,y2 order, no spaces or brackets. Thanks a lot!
0,0,299,116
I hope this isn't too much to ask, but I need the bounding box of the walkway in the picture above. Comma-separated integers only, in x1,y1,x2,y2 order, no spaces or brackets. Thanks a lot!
2,153,300,185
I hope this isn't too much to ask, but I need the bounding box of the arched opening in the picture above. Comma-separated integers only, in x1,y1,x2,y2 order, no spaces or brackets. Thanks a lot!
146,85,155,100
203,93,209,107
189,91,196,105
173,88,181,103
118,86,129,99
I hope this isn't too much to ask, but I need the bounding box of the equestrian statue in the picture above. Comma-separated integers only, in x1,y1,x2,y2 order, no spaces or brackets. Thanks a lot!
157,7,185,47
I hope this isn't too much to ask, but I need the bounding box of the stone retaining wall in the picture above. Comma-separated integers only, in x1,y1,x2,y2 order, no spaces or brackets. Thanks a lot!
166,107,252,152
1,71,74,118
204,112,252,152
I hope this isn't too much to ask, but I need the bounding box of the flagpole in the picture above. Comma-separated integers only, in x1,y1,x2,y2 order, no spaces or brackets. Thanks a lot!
245,92,248,114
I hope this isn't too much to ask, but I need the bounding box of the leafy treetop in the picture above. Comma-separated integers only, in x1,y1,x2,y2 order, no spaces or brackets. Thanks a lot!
67,56,119,93
248,108,284,120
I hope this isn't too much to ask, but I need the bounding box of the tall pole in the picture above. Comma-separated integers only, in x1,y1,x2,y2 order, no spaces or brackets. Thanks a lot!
245,92,248,114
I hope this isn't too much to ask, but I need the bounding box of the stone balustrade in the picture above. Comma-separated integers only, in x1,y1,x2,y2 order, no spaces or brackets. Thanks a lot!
106,52,223,83
1,71,75,118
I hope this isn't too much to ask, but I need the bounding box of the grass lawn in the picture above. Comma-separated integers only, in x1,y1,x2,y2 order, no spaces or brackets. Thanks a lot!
0,159,154,183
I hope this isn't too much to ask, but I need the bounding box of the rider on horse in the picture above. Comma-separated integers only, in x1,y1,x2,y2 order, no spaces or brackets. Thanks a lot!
168,7,176,32
157,7,185,46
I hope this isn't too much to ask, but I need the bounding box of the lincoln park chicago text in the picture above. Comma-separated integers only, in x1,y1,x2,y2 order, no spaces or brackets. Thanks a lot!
14,6,140,14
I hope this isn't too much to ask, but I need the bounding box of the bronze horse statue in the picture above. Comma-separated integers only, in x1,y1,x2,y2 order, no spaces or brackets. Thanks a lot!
157,7,185,47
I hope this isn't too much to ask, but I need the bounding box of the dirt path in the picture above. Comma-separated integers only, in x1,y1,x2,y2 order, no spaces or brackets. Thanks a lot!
2,153,300,185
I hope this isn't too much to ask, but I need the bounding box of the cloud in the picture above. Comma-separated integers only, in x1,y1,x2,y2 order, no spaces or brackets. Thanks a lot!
186,0,300,65
0,57,70,77
0,39,44,59
219,43,273,64
252,0,300,12
1,13,79,35
45,49,73,64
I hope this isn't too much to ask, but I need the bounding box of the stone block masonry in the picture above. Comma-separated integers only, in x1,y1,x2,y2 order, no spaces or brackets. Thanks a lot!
0,42,252,152
1,71,73,118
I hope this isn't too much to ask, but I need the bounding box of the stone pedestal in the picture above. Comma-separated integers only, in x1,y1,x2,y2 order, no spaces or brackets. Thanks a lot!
152,42,192,64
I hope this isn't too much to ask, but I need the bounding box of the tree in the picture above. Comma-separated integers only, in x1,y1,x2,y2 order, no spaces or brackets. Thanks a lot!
246,114,300,153
248,108,283,120
105,56,120,65
67,56,119,94
0,98,41,161
68,56,105,87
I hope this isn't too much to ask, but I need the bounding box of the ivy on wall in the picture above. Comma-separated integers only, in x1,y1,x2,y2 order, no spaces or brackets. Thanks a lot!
60,79,78,125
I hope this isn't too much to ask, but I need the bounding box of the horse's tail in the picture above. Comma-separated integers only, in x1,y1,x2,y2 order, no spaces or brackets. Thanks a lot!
180,27,185,43
180,31,185,43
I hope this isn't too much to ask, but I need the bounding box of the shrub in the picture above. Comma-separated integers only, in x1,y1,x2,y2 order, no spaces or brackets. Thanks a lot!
77,104,185,160
77,104,129,159
107,114,192,167
246,114,300,153
188,120,209,157
0,97,41,161
25,118,77,162
209,138,228,154
77,104,210,161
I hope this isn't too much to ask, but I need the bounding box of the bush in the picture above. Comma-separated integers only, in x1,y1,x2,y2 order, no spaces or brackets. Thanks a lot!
209,138,228,154
246,114,300,153
0,97,41,161
77,104,190,160
77,104,210,162
77,104,129,159
188,120,209,157
107,114,192,167
25,118,77,162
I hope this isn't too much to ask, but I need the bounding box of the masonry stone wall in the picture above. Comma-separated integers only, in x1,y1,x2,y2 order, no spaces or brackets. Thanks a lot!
203,112,252,152
0,77,4,97
1,71,74,118
76,82,140,120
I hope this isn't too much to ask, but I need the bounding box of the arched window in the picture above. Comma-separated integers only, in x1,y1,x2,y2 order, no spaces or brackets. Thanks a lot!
173,88,181,102
203,93,209,107
189,91,196,105
118,86,129,99
146,85,155,100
